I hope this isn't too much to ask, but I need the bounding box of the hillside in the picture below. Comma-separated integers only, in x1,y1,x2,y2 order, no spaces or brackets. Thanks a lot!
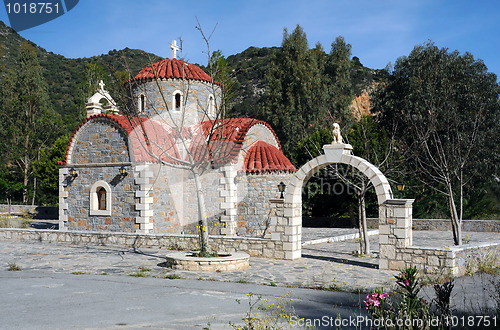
0,20,162,132
1,19,379,132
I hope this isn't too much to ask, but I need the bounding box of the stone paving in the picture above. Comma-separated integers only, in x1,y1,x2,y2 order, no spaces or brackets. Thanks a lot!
1,228,499,293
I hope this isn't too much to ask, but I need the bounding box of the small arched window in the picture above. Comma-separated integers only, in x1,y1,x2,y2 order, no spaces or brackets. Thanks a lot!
172,90,183,111
90,181,112,216
208,94,215,116
175,93,181,110
97,187,107,210
99,98,109,108
138,94,146,113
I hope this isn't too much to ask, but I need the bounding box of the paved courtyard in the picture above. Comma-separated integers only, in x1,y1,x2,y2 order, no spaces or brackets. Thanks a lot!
1,228,499,292
1,228,499,329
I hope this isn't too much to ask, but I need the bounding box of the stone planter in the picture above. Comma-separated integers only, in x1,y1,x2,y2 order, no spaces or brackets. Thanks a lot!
165,251,250,271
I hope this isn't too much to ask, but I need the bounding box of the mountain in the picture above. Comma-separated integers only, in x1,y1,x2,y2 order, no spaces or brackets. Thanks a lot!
0,20,162,132
1,20,379,133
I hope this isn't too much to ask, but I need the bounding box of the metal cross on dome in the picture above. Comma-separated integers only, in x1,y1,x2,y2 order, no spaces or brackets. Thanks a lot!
170,40,180,59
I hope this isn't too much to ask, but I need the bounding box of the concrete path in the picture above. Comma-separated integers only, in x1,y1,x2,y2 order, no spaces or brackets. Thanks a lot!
1,271,369,329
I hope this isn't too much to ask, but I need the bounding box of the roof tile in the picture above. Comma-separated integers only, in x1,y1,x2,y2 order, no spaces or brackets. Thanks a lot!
129,58,221,85
244,141,296,174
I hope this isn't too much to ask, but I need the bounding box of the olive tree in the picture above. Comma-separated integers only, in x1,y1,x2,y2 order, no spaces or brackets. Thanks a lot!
375,42,500,245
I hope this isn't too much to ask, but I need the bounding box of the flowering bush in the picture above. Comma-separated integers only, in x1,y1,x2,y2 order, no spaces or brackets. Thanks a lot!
365,266,433,329
364,288,393,321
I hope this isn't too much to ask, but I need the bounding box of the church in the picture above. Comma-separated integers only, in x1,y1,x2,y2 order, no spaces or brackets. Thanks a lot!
58,41,296,237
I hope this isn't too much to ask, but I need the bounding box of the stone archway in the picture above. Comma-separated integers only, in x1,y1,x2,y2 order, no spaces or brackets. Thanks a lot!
268,143,414,267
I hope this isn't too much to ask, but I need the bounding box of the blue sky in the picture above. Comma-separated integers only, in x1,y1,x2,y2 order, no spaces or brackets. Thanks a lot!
1,0,500,77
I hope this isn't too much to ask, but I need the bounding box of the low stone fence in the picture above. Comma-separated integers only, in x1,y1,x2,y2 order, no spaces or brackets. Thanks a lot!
367,218,500,232
0,205,58,219
0,228,285,259
391,242,500,276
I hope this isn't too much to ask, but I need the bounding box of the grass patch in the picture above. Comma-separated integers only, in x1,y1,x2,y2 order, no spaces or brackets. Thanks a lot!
72,271,86,275
235,279,250,284
269,281,277,287
128,272,148,278
163,274,182,280
319,284,341,292
8,263,21,271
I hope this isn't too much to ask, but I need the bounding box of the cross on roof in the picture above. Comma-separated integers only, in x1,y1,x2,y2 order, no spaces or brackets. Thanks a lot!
170,40,180,59
98,80,105,91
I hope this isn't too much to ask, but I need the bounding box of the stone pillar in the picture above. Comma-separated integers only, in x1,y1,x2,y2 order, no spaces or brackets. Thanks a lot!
269,198,301,260
379,199,414,270
219,166,237,235
58,167,69,230
134,164,154,233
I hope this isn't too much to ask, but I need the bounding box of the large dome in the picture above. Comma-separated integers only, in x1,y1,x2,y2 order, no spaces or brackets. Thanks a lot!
129,58,219,84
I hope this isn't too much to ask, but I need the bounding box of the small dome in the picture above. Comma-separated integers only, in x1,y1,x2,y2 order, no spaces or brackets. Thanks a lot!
129,58,219,84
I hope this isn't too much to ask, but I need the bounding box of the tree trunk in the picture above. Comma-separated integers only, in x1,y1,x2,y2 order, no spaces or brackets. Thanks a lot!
357,196,364,255
23,156,28,204
31,149,40,206
23,135,29,204
447,184,462,246
360,192,370,254
358,191,370,255
193,170,209,253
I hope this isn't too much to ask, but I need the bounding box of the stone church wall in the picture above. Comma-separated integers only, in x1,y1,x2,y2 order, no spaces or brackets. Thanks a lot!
62,119,138,232
70,120,130,165
236,173,293,237
64,164,139,232
145,165,225,235
131,79,220,126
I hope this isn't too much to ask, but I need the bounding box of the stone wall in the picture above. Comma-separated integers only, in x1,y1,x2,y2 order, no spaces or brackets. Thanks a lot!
0,205,57,219
367,218,500,232
393,243,500,276
0,228,285,259
69,119,130,165
61,164,139,232
236,173,293,237
131,79,221,126
144,164,225,235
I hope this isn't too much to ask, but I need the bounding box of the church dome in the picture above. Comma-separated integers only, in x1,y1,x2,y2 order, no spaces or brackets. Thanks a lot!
129,58,219,85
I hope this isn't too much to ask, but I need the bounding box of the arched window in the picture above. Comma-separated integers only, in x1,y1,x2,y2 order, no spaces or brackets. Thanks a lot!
138,94,146,113
90,181,112,216
99,98,109,108
208,94,215,117
172,90,182,111
97,187,107,210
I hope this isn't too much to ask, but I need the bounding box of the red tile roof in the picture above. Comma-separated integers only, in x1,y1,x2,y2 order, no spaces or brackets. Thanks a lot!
60,115,296,174
244,141,296,174
129,58,220,85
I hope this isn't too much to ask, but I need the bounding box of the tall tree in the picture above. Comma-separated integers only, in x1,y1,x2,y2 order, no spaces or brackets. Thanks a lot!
325,36,354,123
32,134,71,205
374,42,500,245
259,25,329,155
0,42,58,204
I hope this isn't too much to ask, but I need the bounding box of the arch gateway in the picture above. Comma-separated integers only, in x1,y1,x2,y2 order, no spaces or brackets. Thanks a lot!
268,143,414,270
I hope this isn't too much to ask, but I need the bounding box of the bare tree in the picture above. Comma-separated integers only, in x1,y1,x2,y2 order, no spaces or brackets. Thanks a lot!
111,23,240,255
